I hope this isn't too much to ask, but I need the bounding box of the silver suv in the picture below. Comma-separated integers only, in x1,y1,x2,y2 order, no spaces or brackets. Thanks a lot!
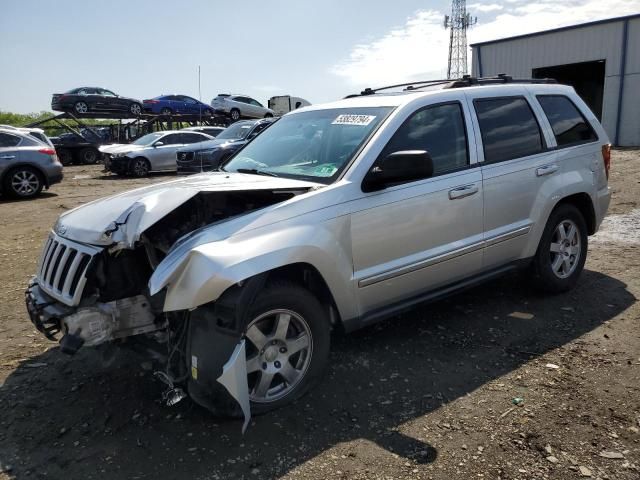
211,94,275,121
26,78,611,427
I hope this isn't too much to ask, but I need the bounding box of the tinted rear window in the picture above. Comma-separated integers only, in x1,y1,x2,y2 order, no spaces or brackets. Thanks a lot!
537,95,597,147
474,97,544,164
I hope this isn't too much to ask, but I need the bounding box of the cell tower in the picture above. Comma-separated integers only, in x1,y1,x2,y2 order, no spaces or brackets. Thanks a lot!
444,0,477,79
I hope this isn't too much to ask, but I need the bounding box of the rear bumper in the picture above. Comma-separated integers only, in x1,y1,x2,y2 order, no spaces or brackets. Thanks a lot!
47,172,64,186
594,186,612,232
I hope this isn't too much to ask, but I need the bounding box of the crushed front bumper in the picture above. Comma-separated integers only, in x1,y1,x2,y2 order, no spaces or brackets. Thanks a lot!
25,280,70,340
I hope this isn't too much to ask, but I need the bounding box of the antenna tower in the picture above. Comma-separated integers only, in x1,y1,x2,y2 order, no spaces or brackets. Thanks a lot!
444,0,477,79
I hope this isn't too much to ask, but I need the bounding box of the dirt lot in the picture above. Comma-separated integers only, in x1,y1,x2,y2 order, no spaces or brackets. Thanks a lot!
0,152,639,480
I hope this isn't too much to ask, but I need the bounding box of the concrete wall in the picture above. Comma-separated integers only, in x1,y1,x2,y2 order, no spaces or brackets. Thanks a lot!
471,17,640,146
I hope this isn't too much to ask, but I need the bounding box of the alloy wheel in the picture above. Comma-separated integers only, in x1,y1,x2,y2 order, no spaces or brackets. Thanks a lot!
11,170,41,197
75,102,88,114
130,103,142,116
132,159,149,176
549,219,581,279
244,309,313,403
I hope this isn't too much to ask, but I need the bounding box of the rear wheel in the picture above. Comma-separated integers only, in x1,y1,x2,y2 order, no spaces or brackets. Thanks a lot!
531,204,588,293
4,167,44,199
161,107,172,116
74,101,88,114
204,108,214,116
130,157,150,177
79,147,99,164
57,148,73,165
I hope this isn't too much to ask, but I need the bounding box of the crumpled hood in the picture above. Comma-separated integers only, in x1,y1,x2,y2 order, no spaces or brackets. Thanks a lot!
99,143,146,155
55,172,321,246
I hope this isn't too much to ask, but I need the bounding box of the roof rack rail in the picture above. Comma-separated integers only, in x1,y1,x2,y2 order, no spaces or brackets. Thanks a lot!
344,74,557,98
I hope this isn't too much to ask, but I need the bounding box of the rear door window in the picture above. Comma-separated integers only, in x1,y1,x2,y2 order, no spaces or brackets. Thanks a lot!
0,133,21,147
474,97,544,164
381,102,469,176
537,95,598,147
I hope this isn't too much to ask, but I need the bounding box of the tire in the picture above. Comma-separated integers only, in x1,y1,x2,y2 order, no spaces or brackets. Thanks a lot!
129,157,150,177
161,107,172,116
230,108,241,121
79,147,99,164
57,148,73,166
212,283,330,417
531,204,588,293
130,103,142,116
264,113,274,118
3,166,44,199
74,101,89,114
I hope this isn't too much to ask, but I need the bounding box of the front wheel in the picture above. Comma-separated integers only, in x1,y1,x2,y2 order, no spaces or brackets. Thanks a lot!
129,157,150,177
531,204,588,293
230,108,241,121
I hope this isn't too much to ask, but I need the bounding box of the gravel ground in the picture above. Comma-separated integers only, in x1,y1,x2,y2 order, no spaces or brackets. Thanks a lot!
0,151,639,480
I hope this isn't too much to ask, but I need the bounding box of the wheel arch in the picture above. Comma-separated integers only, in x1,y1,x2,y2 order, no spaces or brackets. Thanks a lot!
555,192,597,235
0,163,49,189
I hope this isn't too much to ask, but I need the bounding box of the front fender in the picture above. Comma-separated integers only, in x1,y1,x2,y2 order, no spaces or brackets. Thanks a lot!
149,217,357,320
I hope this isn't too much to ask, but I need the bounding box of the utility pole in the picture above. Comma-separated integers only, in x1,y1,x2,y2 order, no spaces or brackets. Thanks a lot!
444,0,477,79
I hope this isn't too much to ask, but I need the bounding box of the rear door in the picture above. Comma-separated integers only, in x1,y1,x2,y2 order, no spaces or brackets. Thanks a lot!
351,99,485,318
466,88,557,268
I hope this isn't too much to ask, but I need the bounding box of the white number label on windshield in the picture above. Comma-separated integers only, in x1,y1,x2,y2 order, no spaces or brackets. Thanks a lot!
332,114,376,126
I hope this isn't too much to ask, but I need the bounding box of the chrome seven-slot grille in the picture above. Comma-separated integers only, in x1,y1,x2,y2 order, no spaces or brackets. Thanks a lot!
37,232,101,306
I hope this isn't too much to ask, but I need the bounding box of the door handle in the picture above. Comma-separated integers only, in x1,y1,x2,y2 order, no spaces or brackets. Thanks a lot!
0,155,16,159
536,164,559,177
448,184,479,200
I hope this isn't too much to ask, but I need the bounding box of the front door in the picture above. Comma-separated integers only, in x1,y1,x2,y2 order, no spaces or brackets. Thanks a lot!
351,100,484,320
148,133,184,171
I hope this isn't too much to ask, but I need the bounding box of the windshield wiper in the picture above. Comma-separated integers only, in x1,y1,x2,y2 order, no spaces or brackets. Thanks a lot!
235,168,278,177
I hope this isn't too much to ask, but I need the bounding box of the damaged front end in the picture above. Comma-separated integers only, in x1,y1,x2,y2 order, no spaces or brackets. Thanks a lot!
25,178,316,430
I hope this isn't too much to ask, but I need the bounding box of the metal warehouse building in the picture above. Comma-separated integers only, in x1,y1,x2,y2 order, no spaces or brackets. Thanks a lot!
471,14,640,146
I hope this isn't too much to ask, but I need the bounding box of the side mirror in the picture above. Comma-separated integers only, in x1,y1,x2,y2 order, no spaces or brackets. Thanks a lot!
154,141,164,147
362,150,434,193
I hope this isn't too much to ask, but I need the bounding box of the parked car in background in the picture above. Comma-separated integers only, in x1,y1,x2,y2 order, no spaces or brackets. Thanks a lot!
50,127,113,165
51,87,143,116
176,118,274,174
143,95,215,116
268,95,311,116
211,94,274,121
181,126,226,137
0,128,63,199
100,130,213,177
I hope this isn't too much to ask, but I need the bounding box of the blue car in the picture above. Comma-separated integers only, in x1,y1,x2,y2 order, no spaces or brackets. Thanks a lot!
142,95,214,116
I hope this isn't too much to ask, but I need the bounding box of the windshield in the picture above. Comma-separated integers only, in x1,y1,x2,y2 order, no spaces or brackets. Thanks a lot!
223,107,392,183
216,122,255,141
131,132,164,146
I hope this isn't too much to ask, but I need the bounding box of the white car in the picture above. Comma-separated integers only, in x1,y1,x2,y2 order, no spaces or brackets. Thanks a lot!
211,94,275,121
99,130,213,176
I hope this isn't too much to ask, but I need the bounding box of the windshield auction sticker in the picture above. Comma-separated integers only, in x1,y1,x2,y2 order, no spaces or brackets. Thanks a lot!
332,114,376,126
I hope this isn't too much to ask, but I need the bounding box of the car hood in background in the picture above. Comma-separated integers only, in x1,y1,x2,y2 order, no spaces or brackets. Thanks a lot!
99,144,147,155
55,172,322,247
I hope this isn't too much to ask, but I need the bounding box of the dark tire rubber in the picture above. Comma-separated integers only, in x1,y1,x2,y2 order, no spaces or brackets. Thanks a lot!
531,203,588,293
206,283,331,417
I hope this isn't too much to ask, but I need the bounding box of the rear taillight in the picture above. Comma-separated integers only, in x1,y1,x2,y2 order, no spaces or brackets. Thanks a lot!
39,148,56,155
601,143,611,179
144,99,159,104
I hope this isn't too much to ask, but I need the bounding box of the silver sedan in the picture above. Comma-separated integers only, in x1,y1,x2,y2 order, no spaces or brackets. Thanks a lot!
99,130,213,176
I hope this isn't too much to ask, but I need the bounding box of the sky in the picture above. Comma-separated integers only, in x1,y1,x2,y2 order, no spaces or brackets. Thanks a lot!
1,0,639,113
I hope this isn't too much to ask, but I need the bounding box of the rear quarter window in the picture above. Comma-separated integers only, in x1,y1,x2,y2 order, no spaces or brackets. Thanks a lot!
474,97,544,164
0,132,21,147
537,95,598,147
